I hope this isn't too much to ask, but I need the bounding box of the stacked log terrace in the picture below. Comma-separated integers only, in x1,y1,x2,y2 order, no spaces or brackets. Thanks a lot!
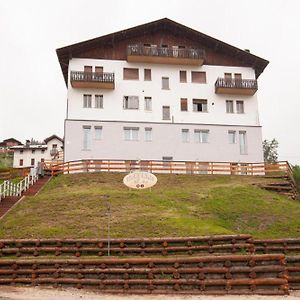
253,238,300,255
0,255,288,295
287,256,300,290
0,235,253,258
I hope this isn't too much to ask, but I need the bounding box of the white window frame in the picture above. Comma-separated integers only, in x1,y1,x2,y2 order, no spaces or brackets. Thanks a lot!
236,100,245,114
83,94,92,108
194,130,209,143
228,130,236,144
144,97,152,111
123,96,139,110
94,126,102,140
124,127,139,141
162,77,170,90
145,127,152,142
239,131,247,154
182,129,189,143
226,100,234,113
95,95,103,109
193,99,208,112
83,126,92,150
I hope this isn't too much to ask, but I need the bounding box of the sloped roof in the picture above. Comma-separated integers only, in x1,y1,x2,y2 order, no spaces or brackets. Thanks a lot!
44,135,63,144
57,18,269,86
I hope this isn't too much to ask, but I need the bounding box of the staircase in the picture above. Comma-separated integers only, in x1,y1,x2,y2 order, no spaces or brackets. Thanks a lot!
0,172,51,219
257,174,298,200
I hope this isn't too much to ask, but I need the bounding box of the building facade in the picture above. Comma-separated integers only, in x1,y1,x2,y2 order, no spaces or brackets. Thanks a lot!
57,18,268,163
11,135,63,168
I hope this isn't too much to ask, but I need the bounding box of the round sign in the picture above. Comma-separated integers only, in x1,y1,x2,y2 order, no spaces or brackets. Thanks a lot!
123,172,157,189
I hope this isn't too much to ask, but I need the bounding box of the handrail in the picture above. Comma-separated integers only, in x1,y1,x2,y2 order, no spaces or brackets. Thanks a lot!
44,159,291,178
215,77,258,90
0,169,39,202
127,44,205,60
70,71,114,83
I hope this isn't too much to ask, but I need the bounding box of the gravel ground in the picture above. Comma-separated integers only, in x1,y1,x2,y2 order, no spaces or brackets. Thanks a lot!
0,287,299,300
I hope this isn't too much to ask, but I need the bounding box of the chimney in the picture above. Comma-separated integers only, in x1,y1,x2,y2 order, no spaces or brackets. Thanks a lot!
25,140,30,146
244,49,250,53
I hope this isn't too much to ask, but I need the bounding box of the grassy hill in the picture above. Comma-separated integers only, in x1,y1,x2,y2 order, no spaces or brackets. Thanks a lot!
0,172,299,239
0,152,13,169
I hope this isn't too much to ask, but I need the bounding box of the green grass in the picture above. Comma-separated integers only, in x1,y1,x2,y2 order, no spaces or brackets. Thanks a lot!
0,152,13,169
0,173,299,239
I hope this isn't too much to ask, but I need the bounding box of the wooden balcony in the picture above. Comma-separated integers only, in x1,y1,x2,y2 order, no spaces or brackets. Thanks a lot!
70,71,115,89
127,45,205,65
215,78,258,96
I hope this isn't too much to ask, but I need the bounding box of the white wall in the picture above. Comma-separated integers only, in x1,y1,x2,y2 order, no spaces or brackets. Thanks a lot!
65,120,264,163
12,138,63,168
67,58,260,126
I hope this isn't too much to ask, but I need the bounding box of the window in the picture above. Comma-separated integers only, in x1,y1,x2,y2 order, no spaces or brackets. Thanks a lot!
52,144,57,149
224,73,232,80
228,131,236,144
19,159,23,166
180,71,187,83
95,66,103,73
162,106,170,120
95,126,102,140
239,131,247,154
41,149,45,154
123,96,139,109
162,77,169,89
32,149,35,154
83,126,91,150
162,156,173,168
124,127,139,141
95,95,103,109
191,71,206,83
234,73,242,80
182,129,189,143
236,101,244,113
180,98,188,111
144,69,151,81
226,100,234,113
41,158,45,163
144,97,152,111
83,94,92,108
31,158,35,166
123,68,139,80
20,150,23,154
84,66,92,73
194,130,209,143
145,128,152,141
193,99,207,112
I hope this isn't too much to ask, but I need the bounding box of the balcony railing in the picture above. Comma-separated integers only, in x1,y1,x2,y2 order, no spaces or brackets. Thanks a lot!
70,71,115,89
127,45,205,65
215,78,258,95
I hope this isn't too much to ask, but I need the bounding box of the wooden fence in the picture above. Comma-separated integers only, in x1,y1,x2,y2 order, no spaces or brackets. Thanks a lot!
0,255,288,295
0,235,253,258
0,168,30,180
44,159,293,178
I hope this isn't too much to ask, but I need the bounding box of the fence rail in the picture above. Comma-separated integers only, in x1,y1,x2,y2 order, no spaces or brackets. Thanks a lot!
127,45,205,60
0,254,288,295
215,78,258,90
0,169,38,201
70,71,115,83
44,159,291,178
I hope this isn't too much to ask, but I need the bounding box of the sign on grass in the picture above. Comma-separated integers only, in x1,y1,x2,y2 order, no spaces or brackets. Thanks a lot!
123,171,157,189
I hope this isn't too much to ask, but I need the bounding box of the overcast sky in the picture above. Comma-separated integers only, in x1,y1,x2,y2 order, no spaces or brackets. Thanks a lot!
0,0,299,164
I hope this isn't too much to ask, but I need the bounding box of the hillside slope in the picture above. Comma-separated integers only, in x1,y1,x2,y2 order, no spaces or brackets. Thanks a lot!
0,173,299,238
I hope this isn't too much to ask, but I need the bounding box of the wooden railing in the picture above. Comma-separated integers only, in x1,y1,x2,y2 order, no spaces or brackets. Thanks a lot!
44,159,291,178
215,77,258,90
70,71,115,83
127,44,205,60
0,169,39,201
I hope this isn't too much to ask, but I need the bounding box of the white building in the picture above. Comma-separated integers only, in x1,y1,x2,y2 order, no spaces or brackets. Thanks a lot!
56,18,268,164
12,135,63,168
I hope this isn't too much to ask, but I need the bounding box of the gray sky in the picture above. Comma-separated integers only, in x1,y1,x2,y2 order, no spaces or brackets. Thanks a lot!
0,0,299,164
